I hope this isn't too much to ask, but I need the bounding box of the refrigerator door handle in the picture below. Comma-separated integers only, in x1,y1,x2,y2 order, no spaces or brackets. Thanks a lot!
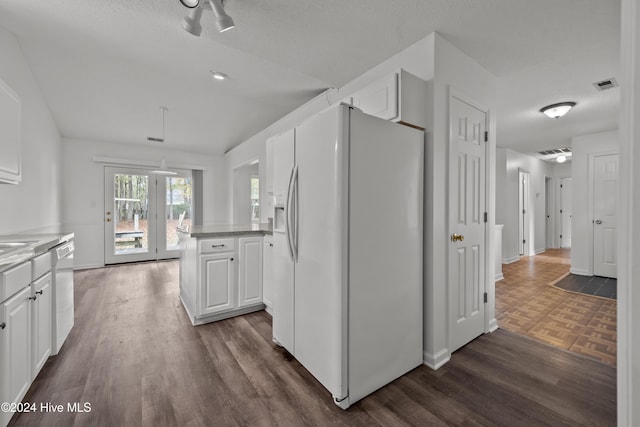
285,166,295,261
293,165,299,262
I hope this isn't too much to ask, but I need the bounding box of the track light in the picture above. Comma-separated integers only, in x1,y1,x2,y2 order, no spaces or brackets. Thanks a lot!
180,0,235,36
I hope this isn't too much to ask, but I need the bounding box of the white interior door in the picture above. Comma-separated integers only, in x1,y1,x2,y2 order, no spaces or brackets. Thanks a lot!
518,171,530,256
104,167,192,264
449,94,487,353
545,177,554,249
593,154,618,278
560,178,572,248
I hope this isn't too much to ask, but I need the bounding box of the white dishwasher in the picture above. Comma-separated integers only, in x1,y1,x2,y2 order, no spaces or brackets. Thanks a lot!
51,240,74,355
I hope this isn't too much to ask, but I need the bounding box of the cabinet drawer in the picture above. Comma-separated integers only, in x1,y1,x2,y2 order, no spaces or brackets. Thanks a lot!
0,261,32,302
31,252,51,281
198,238,235,254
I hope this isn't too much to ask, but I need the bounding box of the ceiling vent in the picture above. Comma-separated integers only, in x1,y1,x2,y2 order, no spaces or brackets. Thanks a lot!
537,147,572,156
593,78,618,92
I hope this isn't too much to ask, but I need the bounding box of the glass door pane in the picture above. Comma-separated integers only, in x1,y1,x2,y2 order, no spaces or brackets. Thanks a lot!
163,175,192,253
104,167,157,264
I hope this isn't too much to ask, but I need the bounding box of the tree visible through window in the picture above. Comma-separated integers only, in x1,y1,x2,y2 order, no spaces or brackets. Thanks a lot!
251,176,260,223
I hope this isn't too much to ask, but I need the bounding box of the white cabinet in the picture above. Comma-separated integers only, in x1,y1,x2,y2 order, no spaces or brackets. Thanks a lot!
180,233,265,325
351,69,428,130
262,235,274,313
31,272,52,377
238,237,263,308
0,286,31,427
0,77,22,184
200,253,235,315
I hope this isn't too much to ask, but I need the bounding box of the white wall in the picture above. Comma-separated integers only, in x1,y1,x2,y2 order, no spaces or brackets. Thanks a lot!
62,138,228,269
233,163,259,224
499,149,554,262
570,130,619,276
0,25,62,235
495,148,508,227
426,34,497,368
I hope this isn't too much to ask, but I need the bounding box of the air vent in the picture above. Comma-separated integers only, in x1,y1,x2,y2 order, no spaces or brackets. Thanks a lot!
537,147,572,156
593,78,618,91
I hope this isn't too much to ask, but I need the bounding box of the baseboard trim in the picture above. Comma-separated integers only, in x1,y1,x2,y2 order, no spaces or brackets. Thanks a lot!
74,263,103,270
503,256,520,264
423,348,450,370
488,318,499,333
535,248,546,255
495,273,504,282
570,268,591,276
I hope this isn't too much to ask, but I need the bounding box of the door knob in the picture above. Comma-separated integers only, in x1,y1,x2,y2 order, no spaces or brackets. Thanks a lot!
451,233,464,242
595,219,602,224
106,218,111,222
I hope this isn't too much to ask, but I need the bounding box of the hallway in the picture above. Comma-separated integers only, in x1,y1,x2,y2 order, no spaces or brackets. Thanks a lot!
496,249,617,365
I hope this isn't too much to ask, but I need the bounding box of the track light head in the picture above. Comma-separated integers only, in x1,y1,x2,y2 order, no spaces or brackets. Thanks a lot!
182,6,204,36
208,0,235,32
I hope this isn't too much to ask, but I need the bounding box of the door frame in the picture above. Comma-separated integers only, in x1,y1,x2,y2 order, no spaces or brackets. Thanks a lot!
588,150,619,275
104,166,192,264
447,88,492,353
518,170,531,256
545,176,554,249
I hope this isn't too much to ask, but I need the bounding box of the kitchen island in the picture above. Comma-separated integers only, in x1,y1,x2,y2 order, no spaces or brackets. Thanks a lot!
178,224,272,325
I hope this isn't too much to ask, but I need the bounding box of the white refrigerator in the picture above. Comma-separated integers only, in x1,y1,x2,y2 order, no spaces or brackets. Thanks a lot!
271,103,423,409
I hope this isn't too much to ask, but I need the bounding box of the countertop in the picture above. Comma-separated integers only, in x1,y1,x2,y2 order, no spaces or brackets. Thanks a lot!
0,232,74,272
181,223,273,238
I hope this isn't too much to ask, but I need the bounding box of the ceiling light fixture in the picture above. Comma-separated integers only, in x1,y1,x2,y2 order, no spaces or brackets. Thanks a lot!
180,0,235,36
556,155,567,163
540,102,576,119
150,107,177,176
210,71,228,80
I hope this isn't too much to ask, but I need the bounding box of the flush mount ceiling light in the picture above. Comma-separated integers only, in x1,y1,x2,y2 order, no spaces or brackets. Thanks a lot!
540,102,576,119
180,0,235,36
149,107,177,176
210,70,228,80
556,155,567,163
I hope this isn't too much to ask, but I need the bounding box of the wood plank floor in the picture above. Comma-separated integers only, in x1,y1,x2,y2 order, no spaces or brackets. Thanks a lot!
10,261,616,426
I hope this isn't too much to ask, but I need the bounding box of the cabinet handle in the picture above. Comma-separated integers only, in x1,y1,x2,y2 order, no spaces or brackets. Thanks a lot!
212,244,225,248
230,258,234,261
28,296,37,301
269,243,274,247
0,322,5,330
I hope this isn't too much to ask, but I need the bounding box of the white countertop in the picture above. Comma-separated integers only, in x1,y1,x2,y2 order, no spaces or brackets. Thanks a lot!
0,232,74,272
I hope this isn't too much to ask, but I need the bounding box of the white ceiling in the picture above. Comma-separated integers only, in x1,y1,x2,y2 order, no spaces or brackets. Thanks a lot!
0,0,621,156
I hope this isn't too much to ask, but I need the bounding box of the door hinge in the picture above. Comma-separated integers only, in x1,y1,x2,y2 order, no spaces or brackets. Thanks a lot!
483,292,488,303
484,212,488,223
560,234,563,239
560,209,563,213
523,239,526,244
484,131,488,142
560,184,563,188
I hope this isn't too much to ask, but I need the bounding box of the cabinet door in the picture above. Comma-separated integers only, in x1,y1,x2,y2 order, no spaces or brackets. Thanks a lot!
0,286,31,424
262,236,274,311
351,73,398,121
32,273,52,377
200,253,235,315
238,237,263,308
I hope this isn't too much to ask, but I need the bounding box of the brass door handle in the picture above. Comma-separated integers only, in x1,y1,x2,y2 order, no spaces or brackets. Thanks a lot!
451,233,464,242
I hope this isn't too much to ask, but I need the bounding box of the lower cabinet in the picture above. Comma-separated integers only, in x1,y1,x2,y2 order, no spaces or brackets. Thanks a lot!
1,286,32,427
180,233,265,325
200,252,235,315
31,272,52,377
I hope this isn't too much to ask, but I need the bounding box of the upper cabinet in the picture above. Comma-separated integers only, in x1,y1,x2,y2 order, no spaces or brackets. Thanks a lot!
0,77,21,185
351,69,427,130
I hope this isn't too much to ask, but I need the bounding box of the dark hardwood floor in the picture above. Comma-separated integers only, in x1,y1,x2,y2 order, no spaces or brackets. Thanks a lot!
10,261,616,426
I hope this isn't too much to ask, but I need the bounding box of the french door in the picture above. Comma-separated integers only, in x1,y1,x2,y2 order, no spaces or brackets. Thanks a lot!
104,167,192,264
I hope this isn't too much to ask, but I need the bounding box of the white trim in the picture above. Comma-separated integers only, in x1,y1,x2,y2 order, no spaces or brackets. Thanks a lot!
423,348,451,370
488,318,498,333
93,155,207,171
535,248,546,255
495,273,504,281
569,268,591,276
502,255,520,264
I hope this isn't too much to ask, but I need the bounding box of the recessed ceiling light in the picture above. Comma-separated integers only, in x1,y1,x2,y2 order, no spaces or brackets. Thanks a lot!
210,71,228,80
540,102,576,119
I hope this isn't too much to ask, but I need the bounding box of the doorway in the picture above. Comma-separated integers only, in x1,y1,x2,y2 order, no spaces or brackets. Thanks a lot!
592,154,618,278
104,166,192,264
560,177,572,248
518,170,531,256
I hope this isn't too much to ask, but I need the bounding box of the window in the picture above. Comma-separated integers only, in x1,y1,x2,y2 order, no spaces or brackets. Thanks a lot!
251,176,260,223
